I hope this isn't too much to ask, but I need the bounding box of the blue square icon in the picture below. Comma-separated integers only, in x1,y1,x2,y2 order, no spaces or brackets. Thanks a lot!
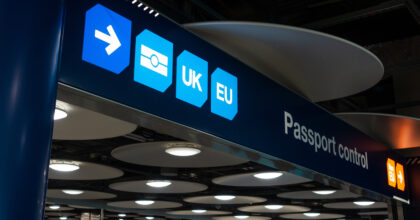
176,50,208,107
134,29,173,92
211,68,238,120
82,4,131,74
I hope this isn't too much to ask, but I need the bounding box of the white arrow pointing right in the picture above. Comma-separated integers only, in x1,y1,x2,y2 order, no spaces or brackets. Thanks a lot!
95,25,121,55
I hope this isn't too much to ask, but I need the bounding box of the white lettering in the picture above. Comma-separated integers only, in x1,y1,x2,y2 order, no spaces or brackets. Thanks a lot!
182,65,203,92
284,111,293,134
216,82,224,102
283,111,369,170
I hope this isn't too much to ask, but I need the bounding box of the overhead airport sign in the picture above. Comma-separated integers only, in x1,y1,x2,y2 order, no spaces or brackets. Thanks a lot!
58,0,408,200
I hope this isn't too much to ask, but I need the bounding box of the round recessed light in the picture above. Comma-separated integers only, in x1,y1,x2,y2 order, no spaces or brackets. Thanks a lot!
118,213,126,217
354,201,375,206
62,189,84,195
135,200,155,205
145,217,155,220
54,108,68,120
253,172,283,180
264,204,283,210
146,180,172,188
304,212,320,217
192,209,207,213
312,190,337,195
234,215,249,219
214,195,236,201
49,205,60,210
165,147,201,157
59,217,68,220
49,161,80,172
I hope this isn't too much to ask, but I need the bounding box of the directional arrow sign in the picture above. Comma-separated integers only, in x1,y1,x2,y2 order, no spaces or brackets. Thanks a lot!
398,170,403,183
82,4,131,74
396,163,405,191
94,25,121,55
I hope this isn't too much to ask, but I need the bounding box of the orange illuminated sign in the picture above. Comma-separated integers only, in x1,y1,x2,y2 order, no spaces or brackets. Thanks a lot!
387,158,396,188
387,158,405,191
396,163,405,191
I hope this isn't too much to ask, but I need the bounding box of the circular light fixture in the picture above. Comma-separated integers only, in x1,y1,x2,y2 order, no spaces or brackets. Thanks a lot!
49,205,60,210
54,108,68,120
253,172,283,180
354,201,375,206
304,212,320,217
192,209,207,213
234,215,249,219
62,189,84,195
146,217,155,220
118,214,126,217
49,161,80,172
165,147,201,157
264,204,283,210
214,195,236,201
312,190,337,195
59,217,68,220
146,180,172,188
135,200,155,205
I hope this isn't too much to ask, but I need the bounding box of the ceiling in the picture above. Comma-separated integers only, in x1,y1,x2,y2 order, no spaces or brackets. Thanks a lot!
134,0,420,161
46,101,389,220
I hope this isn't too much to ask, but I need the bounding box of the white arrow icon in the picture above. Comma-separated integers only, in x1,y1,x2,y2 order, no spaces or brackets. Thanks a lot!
94,25,121,55
398,170,403,183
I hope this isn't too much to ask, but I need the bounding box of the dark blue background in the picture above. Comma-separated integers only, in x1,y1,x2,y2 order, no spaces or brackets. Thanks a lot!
58,0,408,200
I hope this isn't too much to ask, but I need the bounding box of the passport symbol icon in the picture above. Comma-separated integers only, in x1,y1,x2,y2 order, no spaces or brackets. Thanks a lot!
140,44,168,77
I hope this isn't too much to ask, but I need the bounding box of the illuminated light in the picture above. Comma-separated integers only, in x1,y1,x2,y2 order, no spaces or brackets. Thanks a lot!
353,201,375,206
264,205,283,210
387,158,397,188
49,205,60,210
396,163,406,191
137,3,143,8
135,200,155,205
312,190,336,195
214,195,235,201
165,147,201,157
192,209,207,213
59,217,68,220
146,180,172,188
144,6,149,11
145,217,154,220
154,13,159,17
118,214,126,217
234,215,249,219
149,10,154,14
253,172,283,180
49,161,80,172
131,0,137,4
303,212,320,217
54,109,68,120
62,190,84,195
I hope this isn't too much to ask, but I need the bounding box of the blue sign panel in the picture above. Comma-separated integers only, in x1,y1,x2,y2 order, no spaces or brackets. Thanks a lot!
134,29,173,92
211,68,238,120
59,0,409,201
82,4,131,74
176,50,208,107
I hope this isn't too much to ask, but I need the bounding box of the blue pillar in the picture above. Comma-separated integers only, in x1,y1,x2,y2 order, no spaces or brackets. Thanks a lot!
0,0,63,219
